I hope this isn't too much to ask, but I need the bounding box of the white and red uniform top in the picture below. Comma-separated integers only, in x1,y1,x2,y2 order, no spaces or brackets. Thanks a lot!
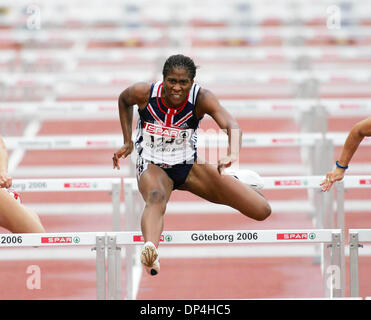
135,81,202,165
5,189,21,203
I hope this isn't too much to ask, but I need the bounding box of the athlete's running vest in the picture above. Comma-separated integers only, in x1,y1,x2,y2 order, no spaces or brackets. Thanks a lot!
135,81,201,165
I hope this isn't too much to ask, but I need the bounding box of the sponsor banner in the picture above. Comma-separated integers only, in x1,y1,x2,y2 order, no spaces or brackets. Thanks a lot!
64,182,92,189
359,179,371,185
274,179,303,186
86,140,110,146
277,233,316,240
133,235,165,242
271,138,296,144
272,105,293,110
339,104,361,110
41,236,72,244
41,236,81,244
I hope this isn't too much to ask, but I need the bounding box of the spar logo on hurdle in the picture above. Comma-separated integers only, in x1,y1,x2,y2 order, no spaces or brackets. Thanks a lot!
41,236,81,244
86,140,111,147
274,179,308,186
276,233,316,240
132,235,173,243
63,182,98,189
271,138,300,144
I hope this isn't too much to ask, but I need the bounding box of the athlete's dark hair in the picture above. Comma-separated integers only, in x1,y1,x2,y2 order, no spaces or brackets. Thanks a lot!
162,54,197,80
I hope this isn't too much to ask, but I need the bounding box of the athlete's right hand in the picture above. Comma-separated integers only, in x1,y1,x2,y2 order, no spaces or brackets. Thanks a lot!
112,142,134,170
0,171,12,188
320,167,345,192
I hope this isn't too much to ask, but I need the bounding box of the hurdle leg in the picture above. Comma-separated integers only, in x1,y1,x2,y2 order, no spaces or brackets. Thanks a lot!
95,235,106,300
312,137,334,265
111,180,122,231
107,235,122,300
328,231,343,297
124,179,135,299
335,181,346,295
349,232,361,297
124,178,143,300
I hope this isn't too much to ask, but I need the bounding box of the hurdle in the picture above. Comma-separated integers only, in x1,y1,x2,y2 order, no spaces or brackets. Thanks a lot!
111,228,344,299
11,178,122,231
2,47,371,71
2,131,339,177
2,26,371,46
2,70,371,86
0,229,344,299
122,176,347,299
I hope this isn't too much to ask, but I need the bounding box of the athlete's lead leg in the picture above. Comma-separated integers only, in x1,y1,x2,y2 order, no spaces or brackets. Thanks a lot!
180,161,271,221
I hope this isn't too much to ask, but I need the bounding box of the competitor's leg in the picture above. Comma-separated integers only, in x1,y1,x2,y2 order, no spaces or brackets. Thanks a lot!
137,164,174,247
180,161,271,221
0,189,45,233
137,164,173,275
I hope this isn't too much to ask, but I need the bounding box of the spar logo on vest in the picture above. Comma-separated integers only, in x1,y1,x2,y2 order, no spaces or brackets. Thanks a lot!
144,122,189,139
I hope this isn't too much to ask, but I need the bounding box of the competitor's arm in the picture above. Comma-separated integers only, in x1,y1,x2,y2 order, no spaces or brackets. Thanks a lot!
113,82,151,170
321,117,371,191
0,136,12,188
196,89,242,174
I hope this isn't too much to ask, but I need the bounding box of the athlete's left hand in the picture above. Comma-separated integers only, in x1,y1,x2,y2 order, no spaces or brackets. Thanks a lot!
217,154,238,174
112,142,134,170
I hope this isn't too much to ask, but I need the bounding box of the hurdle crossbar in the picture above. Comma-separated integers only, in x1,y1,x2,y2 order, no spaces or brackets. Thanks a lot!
113,229,338,244
4,132,370,150
3,99,371,120
2,27,371,42
2,70,371,86
2,47,371,65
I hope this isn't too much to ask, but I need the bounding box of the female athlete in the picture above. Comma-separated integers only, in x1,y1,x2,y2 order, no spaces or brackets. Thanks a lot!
113,54,271,275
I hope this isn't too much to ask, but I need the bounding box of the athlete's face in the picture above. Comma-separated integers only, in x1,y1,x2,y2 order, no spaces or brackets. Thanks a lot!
163,67,193,108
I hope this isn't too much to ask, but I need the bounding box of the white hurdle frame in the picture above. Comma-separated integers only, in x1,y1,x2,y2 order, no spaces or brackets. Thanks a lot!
114,228,344,300
12,178,122,231
0,229,345,299
3,99,371,120
122,176,346,300
3,131,337,176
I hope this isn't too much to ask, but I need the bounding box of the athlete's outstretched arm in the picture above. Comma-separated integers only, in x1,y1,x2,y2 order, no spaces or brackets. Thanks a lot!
113,82,151,169
0,136,12,188
321,117,371,191
196,89,242,174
